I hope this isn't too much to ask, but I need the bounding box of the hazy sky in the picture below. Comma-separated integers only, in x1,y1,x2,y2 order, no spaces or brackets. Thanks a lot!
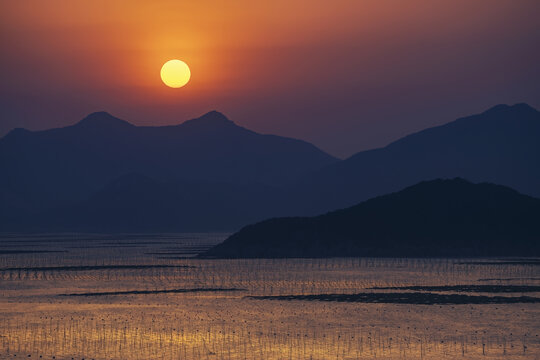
1,0,539,157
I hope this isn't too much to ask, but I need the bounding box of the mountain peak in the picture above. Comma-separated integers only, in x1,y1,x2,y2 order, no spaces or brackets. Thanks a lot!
483,103,537,115
1,127,32,142
180,111,236,129
76,111,134,129
201,110,230,121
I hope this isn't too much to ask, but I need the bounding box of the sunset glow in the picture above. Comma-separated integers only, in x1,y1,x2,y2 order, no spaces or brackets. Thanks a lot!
2,1,538,157
1,1,540,359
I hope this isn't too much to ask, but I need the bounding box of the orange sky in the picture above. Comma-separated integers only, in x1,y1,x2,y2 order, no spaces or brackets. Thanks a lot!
1,0,539,157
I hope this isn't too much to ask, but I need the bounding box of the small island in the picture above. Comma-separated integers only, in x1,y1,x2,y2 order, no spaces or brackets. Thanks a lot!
200,178,540,258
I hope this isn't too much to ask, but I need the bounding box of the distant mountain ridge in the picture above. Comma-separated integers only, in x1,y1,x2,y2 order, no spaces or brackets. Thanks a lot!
1,103,539,232
201,178,540,258
290,103,540,215
0,110,336,212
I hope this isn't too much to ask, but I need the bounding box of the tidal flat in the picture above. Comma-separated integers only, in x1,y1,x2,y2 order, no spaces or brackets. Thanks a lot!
0,233,539,359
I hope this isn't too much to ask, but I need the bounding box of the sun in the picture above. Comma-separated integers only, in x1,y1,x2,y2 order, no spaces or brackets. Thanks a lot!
160,60,191,88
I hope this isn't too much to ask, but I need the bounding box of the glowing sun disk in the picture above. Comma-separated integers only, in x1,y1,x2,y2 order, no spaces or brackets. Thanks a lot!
160,60,190,88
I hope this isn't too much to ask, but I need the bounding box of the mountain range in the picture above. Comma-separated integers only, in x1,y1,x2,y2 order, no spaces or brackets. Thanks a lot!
290,103,540,214
0,111,334,231
1,103,539,232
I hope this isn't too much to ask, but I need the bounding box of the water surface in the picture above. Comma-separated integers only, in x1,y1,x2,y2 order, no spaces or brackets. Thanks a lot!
1,233,539,359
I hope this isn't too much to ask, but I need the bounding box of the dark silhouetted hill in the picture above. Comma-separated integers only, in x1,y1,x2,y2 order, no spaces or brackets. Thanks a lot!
200,178,540,258
291,103,540,214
